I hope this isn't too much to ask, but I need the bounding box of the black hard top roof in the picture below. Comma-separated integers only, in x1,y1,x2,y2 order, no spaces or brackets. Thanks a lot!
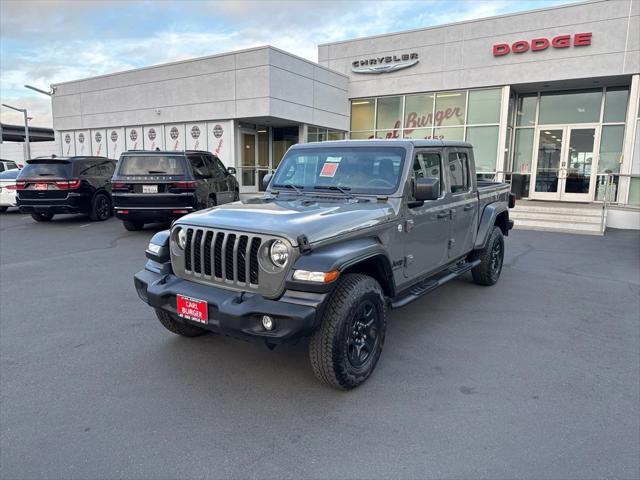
120,150,211,155
27,155,111,163
295,139,472,149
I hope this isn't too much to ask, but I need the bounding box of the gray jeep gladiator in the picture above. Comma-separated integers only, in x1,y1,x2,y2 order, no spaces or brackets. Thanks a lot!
134,140,514,389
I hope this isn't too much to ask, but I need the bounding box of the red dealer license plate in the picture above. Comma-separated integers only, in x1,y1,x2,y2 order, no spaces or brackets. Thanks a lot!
176,295,208,324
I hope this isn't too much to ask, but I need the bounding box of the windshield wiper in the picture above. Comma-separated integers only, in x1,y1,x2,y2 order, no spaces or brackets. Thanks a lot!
313,185,353,198
272,183,304,195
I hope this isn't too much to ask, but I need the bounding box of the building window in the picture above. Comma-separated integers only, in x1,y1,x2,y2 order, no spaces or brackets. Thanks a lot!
595,125,625,201
516,95,537,127
434,91,465,127
538,89,602,124
603,87,629,123
376,96,402,131
467,89,501,124
350,99,375,132
405,94,434,130
466,126,499,173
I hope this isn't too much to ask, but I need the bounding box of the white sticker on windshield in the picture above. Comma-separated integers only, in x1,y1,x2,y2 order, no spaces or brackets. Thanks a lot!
320,162,339,177
326,157,342,163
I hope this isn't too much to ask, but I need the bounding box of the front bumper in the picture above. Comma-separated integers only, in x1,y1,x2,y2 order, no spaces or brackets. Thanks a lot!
134,267,327,344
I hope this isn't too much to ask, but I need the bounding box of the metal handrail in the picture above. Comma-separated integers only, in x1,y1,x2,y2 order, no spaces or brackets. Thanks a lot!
600,173,640,233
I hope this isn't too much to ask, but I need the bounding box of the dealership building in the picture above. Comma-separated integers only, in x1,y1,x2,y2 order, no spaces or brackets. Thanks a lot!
49,0,639,227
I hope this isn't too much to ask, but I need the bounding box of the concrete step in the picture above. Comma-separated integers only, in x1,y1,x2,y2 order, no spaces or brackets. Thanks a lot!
513,218,603,235
510,211,602,224
512,204,602,217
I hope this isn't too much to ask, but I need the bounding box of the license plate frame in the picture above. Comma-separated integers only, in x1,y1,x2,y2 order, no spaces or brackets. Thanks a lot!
142,185,158,194
176,294,208,324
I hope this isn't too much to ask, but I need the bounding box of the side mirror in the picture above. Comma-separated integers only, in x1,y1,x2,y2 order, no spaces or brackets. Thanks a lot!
262,173,273,190
227,167,236,175
415,177,440,201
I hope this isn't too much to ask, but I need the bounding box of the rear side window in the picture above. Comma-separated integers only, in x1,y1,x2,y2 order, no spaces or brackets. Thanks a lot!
0,169,20,179
118,156,185,176
188,155,210,178
20,161,72,178
448,152,469,193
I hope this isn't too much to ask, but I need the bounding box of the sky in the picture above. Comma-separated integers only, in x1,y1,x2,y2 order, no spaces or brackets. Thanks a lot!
0,0,579,127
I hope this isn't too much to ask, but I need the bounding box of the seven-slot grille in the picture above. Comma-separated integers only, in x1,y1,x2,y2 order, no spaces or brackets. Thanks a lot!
182,227,262,286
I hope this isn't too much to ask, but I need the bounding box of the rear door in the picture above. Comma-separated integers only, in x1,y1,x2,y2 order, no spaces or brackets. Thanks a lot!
445,149,478,259
403,149,450,279
204,154,233,204
186,154,211,208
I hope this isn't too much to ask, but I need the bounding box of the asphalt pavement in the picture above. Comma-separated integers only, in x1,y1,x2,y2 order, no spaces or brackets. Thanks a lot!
1,209,639,479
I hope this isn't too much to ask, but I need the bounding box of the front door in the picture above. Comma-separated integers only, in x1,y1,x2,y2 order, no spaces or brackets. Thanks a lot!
530,126,599,202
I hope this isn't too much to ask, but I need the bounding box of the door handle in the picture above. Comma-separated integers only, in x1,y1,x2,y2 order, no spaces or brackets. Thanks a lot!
463,204,475,211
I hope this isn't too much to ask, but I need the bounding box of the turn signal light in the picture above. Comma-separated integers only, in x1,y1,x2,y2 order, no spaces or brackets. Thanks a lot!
112,181,126,189
292,270,340,283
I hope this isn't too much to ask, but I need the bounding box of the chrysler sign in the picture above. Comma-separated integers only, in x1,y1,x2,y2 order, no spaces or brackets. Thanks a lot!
493,32,592,56
352,53,419,74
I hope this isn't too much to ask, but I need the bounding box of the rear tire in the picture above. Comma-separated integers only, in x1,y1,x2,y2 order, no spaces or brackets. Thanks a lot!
155,310,208,337
122,220,144,231
89,192,111,221
309,274,386,390
470,226,504,286
31,212,54,222
0,206,8,212
233,190,240,202
205,196,217,209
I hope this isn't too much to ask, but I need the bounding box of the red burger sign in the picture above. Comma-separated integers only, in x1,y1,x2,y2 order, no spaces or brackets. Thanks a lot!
493,32,592,56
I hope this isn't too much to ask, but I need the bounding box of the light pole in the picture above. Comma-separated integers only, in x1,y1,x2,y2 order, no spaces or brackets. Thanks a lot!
2,103,31,161
24,84,54,97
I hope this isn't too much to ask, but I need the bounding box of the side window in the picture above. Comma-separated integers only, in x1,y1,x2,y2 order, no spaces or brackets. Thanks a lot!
76,161,93,177
188,155,210,178
208,155,227,177
413,151,442,194
448,151,469,194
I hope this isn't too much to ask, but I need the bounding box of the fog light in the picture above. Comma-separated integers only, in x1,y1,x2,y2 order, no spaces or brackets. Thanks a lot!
262,315,274,331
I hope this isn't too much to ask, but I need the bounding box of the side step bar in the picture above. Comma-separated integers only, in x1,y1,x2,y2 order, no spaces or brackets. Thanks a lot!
389,259,481,309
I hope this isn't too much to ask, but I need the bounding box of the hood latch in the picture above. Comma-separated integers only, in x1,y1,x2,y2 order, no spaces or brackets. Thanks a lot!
297,234,312,255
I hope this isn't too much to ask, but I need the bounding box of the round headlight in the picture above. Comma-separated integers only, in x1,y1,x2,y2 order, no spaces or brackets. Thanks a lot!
176,228,187,250
269,240,289,267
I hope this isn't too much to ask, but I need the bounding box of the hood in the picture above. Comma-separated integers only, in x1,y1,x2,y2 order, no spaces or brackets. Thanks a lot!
175,195,397,245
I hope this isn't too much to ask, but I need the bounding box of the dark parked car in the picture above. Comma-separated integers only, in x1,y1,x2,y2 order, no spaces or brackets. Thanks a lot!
17,156,115,222
111,150,239,231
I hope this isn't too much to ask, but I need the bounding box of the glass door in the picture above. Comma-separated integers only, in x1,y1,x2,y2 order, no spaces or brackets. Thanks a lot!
530,125,599,202
561,126,598,202
530,128,565,200
239,131,257,193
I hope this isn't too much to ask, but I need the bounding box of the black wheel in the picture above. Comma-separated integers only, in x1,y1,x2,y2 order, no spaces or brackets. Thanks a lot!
31,212,54,222
309,274,386,390
90,192,111,221
122,220,144,231
0,206,8,212
155,310,208,337
470,226,504,286
233,190,240,202
205,196,217,209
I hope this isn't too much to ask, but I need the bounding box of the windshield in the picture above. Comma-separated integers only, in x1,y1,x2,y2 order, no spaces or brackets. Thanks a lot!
19,161,71,178
118,155,185,176
271,147,406,195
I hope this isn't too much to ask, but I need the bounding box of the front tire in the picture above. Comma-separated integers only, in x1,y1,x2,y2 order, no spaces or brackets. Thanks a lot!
31,212,54,222
470,226,504,286
90,192,111,221
309,274,386,390
122,220,144,231
155,310,208,337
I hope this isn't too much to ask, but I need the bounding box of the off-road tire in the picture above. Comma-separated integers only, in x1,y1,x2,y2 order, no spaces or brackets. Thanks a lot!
470,226,504,286
309,274,386,390
123,220,144,231
31,212,54,222
89,192,111,221
154,309,208,337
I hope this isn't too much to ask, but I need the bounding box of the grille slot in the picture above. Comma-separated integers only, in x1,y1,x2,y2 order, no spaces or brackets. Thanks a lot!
182,227,262,288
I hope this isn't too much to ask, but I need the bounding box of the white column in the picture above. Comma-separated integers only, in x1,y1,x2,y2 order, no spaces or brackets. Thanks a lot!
495,85,511,182
619,74,640,205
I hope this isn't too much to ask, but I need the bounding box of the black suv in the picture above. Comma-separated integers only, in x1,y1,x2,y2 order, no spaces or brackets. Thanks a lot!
17,156,115,222
111,150,239,231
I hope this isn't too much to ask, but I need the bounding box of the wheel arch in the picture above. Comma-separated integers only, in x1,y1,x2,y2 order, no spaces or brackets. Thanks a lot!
474,202,508,250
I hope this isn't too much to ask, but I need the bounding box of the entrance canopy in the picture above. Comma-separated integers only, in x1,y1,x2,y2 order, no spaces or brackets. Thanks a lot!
0,123,55,143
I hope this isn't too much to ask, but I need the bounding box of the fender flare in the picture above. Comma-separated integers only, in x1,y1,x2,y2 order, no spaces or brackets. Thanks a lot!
474,203,508,250
292,237,390,273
